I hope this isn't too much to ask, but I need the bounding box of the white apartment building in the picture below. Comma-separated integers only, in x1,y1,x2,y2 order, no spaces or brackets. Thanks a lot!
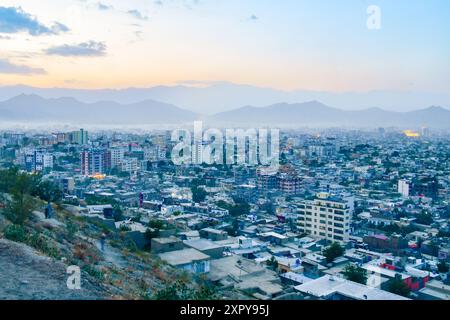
297,192,353,243
398,179,411,198
121,157,138,173
110,148,125,168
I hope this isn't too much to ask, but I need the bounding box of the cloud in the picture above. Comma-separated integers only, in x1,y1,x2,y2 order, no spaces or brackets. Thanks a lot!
0,6,69,36
51,22,70,33
152,1,200,11
0,58,46,75
97,2,113,11
44,41,107,57
127,9,149,21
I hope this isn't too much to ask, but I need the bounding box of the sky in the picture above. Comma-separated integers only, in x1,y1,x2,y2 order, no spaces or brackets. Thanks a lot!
0,0,449,93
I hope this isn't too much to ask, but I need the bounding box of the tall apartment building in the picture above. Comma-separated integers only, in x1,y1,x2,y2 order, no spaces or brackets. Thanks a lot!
81,148,109,176
109,147,125,168
256,168,278,191
296,192,353,243
398,179,411,198
24,150,54,173
278,173,301,195
69,129,88,145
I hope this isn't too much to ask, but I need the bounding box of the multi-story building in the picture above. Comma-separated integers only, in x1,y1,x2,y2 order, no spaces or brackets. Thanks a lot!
296,192,353,243
398,179,411,198
121,157,138,173
24,150,54,173
81,148,108,176
308,144,335,158
256,168,278,192
60,177,75,194
69,129,88,145
412,178,439,200
278,173,301,195
109,147,125,168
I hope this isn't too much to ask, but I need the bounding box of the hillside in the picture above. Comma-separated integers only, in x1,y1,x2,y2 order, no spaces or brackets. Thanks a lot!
0,169,218,300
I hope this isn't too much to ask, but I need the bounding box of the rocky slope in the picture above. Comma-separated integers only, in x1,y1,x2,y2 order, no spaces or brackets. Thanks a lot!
0,238,108,300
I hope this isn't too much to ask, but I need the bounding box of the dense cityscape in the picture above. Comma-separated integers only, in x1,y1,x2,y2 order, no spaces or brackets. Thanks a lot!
1,127,449,300
1,0,450,310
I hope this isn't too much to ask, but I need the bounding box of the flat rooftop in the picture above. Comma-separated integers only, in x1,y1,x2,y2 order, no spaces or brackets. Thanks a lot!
184,238,222,251
152,237,182,245
158,248,210,266
295,275,410,300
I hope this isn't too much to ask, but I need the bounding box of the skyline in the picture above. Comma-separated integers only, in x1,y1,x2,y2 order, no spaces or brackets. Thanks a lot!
0,0,449,94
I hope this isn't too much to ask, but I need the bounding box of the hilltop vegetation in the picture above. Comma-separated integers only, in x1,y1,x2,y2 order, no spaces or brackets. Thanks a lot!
0,167,218,300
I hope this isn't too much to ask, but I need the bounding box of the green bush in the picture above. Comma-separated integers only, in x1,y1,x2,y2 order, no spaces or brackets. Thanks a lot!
3,224,59,258
4,224,27,242
82,264,104,281
27,232,60,258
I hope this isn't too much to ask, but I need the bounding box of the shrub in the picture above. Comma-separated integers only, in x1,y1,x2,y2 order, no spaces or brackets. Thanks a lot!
4,224,27,242
4,224,59,258
73,243,100,264
27,232,60,258
82,264,104,281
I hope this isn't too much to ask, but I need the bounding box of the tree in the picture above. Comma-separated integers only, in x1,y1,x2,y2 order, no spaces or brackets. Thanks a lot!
387,275,410,297
225,218,240,237
152,280,217,300
266,256,279,271
229,201,250,217
415,212,434,225
191,186,207,203
342,264,368,285
437,261,449,273
5,173,36,225
32,179,63,203
323,242,344,264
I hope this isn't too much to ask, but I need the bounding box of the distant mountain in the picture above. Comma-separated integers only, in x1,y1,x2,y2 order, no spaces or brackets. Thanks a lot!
1,94,449,128
208,102,450,128
0,94,199,125
1,83,450,115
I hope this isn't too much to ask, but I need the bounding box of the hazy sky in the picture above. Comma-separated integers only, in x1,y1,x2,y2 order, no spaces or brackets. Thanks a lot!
0,0,449,92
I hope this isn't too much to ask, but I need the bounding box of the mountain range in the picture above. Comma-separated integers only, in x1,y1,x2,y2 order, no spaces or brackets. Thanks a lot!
209,101,450,128
1,82,450,115
0,94,198,125
1,94,450,128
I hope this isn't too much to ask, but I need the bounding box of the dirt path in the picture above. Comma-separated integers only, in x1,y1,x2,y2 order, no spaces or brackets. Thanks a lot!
94,240,127,269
